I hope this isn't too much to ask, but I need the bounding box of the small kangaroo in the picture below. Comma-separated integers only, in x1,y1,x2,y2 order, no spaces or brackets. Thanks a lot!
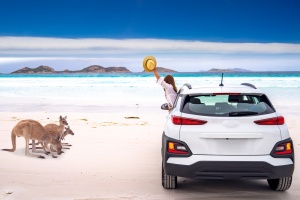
45,123,74,149
60,126,75,148
33,125,75,150
2,119,61,159
61,126,75,139
44,123,64,153
31,115,68,152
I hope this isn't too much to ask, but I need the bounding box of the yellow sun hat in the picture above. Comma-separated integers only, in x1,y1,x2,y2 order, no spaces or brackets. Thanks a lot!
143,55,157,72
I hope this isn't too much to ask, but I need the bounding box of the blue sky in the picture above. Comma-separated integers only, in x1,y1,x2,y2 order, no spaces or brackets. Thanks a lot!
0,0,300,73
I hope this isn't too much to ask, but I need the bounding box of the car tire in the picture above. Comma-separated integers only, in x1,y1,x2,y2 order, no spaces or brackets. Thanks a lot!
267,176,292,191
162,163,177,189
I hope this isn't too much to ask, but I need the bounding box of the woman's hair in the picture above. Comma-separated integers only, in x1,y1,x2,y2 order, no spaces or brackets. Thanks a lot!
164,75,177,92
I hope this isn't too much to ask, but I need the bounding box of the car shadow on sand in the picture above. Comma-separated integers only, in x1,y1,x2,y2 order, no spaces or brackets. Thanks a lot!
167,178,297,200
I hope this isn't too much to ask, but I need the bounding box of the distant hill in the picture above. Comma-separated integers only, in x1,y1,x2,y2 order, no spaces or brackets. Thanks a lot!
207,68,251,72
11,65,131,74
12,66,56,74
59,69,72,73
230,68,252,72
142,67,177,73
72,65,131,73
75,65,106,73
104,67,131,73
9,66,252,74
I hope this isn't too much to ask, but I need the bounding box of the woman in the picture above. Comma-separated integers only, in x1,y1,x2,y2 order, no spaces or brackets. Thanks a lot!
153,68,178,110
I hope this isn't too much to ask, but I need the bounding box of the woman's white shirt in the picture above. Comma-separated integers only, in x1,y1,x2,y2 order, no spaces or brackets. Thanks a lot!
157,77,177,107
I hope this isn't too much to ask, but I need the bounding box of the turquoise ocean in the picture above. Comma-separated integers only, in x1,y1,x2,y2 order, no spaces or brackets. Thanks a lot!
0,72,300,113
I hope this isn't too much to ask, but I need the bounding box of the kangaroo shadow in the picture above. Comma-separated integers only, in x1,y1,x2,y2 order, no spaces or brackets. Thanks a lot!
2,146,65,160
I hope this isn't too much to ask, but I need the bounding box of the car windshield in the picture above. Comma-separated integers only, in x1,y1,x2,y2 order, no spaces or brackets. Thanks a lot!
182,94,275,117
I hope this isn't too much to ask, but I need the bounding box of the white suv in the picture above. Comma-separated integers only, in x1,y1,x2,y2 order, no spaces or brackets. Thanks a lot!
161,83,294,191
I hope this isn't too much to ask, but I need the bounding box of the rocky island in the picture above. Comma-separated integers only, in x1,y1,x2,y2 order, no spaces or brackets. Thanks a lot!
142,67,177,73
9,66,251,74
11,65,131,74
206,68,251,72
12,66,56,74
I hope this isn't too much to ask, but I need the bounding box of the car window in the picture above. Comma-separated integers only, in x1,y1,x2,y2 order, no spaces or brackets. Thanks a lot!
182,94,275,117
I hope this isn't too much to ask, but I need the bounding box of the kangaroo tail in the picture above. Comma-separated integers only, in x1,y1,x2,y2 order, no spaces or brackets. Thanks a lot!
2,130,16,152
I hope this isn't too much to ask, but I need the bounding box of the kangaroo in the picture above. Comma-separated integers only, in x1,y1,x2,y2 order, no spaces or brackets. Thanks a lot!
31,115,68,152
33,125,74,150
2,119,61,159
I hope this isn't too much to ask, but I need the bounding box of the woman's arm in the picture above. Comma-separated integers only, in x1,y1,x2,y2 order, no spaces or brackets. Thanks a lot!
154,69,173,90
153,68,160,80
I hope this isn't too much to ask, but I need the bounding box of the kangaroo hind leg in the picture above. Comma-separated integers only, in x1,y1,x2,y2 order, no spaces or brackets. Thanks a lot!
25,137,45,159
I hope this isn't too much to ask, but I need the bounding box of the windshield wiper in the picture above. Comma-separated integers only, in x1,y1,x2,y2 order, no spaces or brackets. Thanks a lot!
229,111,259,116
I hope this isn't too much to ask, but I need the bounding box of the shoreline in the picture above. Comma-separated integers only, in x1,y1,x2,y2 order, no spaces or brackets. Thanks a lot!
1,71,300,76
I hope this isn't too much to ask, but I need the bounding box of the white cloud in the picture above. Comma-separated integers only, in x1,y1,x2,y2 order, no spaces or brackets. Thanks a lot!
0,36,300,55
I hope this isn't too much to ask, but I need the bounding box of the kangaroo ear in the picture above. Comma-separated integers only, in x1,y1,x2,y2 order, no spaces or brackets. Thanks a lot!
64,116,67,119
60,115,62,120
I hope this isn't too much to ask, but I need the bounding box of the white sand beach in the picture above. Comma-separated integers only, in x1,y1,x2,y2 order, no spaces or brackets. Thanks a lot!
0,74,300,199
0,105,300,200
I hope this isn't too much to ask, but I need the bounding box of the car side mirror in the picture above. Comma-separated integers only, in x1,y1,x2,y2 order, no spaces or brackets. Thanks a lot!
161,103,169,110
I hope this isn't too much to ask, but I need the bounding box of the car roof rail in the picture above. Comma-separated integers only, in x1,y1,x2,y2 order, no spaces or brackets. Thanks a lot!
183,83,192,89
241,83,257,89
178,83,192,94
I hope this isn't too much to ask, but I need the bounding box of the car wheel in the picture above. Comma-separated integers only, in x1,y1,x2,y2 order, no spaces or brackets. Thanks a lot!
162,163,177,189
267,176,292,191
